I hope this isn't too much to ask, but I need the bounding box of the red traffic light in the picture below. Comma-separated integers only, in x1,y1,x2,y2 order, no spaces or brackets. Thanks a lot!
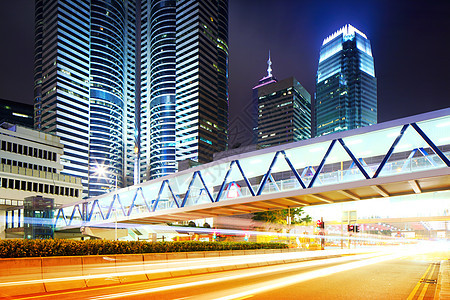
347,225,359,232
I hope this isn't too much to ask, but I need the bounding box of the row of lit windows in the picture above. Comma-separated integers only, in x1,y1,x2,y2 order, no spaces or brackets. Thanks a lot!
0,140,57,162
1,158,57,173
0,177,79,198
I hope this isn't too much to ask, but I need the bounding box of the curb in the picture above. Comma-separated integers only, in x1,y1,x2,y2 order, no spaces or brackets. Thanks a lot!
435,259,450,300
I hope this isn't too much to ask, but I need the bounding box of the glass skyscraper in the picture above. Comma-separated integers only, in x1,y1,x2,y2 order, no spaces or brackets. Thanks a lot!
140,0,177,180
34,0,137,197
315,24,377,137
140,0,228,180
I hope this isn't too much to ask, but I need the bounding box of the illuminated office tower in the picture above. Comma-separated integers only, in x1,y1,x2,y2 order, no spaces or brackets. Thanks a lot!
140,0,228,180
315,24,377,137
175,0,228,164
140,0,177,180
255,55,311,148
34,0,137,197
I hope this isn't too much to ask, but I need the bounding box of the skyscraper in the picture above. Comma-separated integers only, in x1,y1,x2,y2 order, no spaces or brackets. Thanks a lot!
315,24,377,137
34,0,137,197
140,0,228,180
175,0,228,164
255,55,311,148
140,0,177,181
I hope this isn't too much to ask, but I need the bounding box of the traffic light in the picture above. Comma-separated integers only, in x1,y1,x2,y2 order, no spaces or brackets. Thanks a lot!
213,231,217,239
244,233,249,241
321,221,325,229
316,220,322,229
347,225,359,232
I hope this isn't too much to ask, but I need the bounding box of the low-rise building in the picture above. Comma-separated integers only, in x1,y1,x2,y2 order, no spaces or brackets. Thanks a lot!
0,123,83,238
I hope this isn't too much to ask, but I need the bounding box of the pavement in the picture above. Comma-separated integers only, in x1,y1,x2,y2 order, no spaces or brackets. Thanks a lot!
436,259,450,299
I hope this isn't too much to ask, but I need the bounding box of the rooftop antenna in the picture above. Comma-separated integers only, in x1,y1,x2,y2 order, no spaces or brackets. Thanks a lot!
267,50,273,77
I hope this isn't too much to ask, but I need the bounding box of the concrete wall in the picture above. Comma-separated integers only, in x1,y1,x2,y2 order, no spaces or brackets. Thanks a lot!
0,248,305,297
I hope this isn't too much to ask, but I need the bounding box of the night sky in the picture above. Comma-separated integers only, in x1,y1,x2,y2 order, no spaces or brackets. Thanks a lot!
1,1,449,146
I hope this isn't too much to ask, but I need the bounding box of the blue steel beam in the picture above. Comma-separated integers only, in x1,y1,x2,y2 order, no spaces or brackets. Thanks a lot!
373,124,409,178
281,150,306,189
257,151,281,196
197,171,215,203
308,140,337,188
236,160,256,196
338,138,370,179
411,122,450,167
216,161,236,202
127,192,139,216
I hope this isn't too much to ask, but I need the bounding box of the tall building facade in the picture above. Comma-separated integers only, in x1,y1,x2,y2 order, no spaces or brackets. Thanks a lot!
315,24,377,137
34,0,137,197
140,0,177,180
255,57,311,148
140,0,229,180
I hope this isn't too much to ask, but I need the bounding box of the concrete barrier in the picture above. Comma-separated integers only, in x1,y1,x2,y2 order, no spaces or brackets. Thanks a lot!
42,256,86,292
143,253,172,280
114,254,147,284
82,255,120,287
0,257,45,297
0,247,306,297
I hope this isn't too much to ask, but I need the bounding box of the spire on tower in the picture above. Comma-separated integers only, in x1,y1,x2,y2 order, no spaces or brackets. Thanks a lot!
267,50,272,77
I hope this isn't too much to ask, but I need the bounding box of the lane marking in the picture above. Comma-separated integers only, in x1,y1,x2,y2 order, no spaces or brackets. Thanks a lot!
406,264,432,300
417,263,437,300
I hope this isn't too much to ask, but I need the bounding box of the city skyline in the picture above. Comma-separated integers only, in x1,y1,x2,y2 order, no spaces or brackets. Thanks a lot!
0,0,449,135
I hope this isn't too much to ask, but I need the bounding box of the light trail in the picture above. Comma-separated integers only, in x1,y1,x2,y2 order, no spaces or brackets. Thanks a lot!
0,248,367,288
85,250,402,299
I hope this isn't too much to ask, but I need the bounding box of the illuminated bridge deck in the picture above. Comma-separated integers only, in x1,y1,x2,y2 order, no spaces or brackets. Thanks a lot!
55,109,450,228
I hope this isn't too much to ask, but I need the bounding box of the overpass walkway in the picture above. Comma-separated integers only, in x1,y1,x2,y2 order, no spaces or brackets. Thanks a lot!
54,109,450,229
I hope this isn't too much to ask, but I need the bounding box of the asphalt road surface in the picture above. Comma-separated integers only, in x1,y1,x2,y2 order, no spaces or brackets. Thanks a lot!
5,247,448,300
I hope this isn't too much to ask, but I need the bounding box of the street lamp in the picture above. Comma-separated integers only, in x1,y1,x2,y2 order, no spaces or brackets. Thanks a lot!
94,164,117,192
94,164,118,240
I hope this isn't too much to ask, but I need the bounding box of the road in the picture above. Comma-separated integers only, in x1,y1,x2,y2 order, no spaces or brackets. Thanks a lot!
4,245,448,300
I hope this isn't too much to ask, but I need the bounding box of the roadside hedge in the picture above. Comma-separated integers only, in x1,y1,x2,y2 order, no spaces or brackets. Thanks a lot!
0,239,288,258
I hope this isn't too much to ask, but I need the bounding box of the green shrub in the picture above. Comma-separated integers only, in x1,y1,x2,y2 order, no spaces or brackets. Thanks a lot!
0,239,287,258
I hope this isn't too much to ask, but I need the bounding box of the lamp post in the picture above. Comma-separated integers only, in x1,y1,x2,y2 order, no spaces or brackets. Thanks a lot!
94,164,118,240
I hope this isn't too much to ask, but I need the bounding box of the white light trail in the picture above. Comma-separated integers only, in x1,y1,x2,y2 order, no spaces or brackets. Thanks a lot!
86,249,410,300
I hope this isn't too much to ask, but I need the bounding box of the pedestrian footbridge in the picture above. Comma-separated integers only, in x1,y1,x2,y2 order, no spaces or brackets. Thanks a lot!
55,109,450,229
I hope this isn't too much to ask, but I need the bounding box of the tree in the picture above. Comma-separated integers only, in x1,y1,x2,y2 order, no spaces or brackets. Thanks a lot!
252,207,311,225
